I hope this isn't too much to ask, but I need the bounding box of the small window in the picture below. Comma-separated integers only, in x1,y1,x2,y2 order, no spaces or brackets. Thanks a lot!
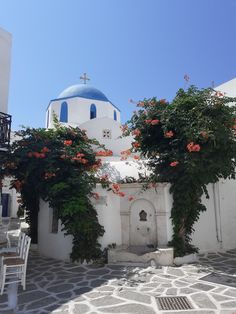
102,129,111,139
114,110,117,121
60,102,68,122
90,104,97,119
51,208,59,233
139,210,147,221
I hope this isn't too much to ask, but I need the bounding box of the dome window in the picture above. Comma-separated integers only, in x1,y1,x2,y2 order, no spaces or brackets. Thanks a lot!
60,101,68,122
114,110,117,121
90,104,97,119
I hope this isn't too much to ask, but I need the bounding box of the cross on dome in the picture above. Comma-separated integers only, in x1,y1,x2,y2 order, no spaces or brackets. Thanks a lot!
80,73,90,84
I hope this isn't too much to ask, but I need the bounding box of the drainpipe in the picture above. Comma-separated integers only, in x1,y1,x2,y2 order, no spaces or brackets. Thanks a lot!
212,182,223,248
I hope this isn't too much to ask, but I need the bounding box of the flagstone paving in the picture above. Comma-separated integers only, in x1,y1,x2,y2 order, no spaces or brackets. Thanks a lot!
1,250,236,313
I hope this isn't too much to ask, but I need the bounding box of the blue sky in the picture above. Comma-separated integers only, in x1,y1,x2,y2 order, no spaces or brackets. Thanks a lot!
1,0,236,130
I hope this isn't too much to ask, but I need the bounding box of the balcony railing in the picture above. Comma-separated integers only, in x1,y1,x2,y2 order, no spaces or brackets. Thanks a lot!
0,112,11,150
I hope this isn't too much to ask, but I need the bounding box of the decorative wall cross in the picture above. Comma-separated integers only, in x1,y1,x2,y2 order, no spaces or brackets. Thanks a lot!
80,73,90,84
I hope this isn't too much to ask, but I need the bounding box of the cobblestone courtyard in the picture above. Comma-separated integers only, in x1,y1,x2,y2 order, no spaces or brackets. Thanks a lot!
1,250,236,313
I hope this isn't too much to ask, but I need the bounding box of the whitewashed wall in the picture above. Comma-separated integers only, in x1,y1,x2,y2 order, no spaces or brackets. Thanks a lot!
37,183,171,261
0,27,11,114
38,177,236,261
192,179,236,253
38,200,73,261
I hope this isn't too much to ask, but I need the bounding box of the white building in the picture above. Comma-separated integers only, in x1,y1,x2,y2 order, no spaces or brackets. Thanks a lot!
0,27,13,219
35,79,236,263
0,27,12,114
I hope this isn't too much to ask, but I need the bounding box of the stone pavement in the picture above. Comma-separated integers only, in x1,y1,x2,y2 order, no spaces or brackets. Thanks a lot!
1,250,236,313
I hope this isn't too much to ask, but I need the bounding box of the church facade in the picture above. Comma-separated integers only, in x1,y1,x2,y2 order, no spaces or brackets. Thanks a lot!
35,78,236,263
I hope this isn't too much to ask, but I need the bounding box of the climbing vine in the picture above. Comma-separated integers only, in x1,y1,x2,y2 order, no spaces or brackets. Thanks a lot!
126,86,236,256
0,123,110,262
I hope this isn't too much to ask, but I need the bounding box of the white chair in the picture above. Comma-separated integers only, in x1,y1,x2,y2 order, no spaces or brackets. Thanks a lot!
0,235,31,294
0,232,25,258
0,223,10,248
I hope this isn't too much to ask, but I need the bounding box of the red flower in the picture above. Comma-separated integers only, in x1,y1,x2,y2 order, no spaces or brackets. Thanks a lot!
133,155,140,160
128,196,134,201
64,140,72,146
232,125,236,130
28,152,33,157
145,119,152,124
170,161,179,167
165,131,174,138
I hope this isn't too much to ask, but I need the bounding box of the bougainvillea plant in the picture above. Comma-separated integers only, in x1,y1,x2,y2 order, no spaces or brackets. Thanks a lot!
126,86,236,256
0,122,111,262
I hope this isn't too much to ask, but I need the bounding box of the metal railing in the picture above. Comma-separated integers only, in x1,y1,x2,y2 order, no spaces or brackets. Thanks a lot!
0,112,11,150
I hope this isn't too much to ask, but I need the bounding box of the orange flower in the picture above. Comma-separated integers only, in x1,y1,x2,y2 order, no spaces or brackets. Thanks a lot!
159,99,166,104
80,158,88,164
121,149,131,156
187,142,201,152
170,161,179,167
112,183,120,192
63,140,72,146
132,142,140,148
151,119,160,125
215,91,224,97
128,196,134,201
13,180,23,192
118,192,125,197
92,192,100,200
137,101,145,107
165,131,174,138
132,129,141,137
101,174,108,181
44,172,56,180
33,152,41,158
41,147,50,153
96,150,113,157
200,131,208,138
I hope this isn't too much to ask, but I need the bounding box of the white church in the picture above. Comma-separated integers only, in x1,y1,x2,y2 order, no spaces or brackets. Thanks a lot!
1,28,236,264
37,76,236,265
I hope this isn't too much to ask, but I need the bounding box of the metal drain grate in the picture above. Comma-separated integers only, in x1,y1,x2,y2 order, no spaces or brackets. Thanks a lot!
156,296,193,311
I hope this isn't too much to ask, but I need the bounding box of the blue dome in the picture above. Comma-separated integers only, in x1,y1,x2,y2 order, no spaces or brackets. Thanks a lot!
58,84,109,102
